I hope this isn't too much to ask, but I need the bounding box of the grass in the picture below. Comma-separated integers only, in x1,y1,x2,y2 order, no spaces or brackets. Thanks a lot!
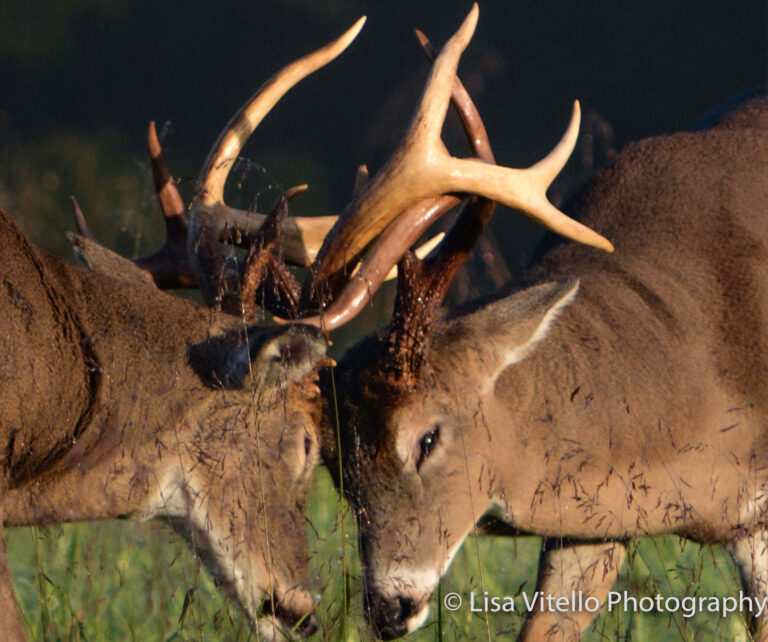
2,136,755,641
6,466,752,641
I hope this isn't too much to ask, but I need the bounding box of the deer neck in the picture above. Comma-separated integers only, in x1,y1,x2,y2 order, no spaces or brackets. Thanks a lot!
2,253,224,526
484,278,747,539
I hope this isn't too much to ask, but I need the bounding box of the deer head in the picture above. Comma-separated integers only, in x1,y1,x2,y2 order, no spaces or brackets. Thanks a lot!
0,15,434,640
321,6,768,641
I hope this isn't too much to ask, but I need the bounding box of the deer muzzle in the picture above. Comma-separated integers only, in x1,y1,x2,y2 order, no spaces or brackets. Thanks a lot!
365,585,431,640
259,587,319,639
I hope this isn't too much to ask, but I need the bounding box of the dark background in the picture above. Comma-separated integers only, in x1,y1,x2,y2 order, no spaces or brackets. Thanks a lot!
1,0,766,335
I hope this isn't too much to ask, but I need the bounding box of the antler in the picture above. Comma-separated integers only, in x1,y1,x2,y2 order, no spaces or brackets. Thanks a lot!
302,3,611,319
69,120,194,289
73,19,366,321
132,121,195,289
297,25,494,330
385,29,498,382
188,18,366,309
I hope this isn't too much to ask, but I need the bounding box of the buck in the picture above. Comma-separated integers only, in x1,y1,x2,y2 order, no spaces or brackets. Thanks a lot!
0,16,439,640
312,5,768,640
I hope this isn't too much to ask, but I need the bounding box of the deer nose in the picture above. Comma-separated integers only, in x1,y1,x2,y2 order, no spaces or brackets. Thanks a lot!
291,612,319,638
263,591,318,638
367,592,415,640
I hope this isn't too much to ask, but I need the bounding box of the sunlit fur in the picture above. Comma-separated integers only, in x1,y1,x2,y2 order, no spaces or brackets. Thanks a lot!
324,92,768,640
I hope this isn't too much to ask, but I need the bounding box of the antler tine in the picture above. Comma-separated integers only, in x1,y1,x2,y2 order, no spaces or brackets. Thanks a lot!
353,165,370,197
130,121,197,289
296,19,495,330
70,196,96,241
305,3,611,304
197,18,366,207
147,121,187,234
68,126,197,289
188,17,366,303
239,196,302,321
404,4,479,155
413,28,493,162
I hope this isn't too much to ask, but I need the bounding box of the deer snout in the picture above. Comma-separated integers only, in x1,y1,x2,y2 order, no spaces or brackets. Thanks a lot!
259,584,318,639
366,590,430,640
272,598,318,638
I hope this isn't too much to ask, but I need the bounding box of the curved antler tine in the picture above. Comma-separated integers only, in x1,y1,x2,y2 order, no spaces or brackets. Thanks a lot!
527,100,581,187
283,184,309,200
189,18,365,305
70,196,96,241
197,17,366,207
407,4,478,152
445,101,613,252
147,121,187,233
125,122,197,289
414,28,494,163
68,131,196,289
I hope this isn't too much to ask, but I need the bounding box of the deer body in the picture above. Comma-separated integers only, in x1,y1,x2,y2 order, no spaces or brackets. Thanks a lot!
488,98,768,539
328,92,768,639
0,209,328,639
1,209,208,488
0,16,394,638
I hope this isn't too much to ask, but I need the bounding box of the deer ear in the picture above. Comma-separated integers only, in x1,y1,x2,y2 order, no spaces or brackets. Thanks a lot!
68,233,156,289
189,325,328,390
435,279,580,390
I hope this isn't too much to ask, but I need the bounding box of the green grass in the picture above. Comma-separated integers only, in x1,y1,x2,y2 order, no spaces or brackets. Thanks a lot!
5,467,752,641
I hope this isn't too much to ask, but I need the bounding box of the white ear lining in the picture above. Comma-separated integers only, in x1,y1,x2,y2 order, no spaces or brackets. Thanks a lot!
486,280,580,391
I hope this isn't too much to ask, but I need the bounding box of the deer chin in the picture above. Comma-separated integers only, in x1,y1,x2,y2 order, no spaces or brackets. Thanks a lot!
143,471,316,639
255,614,291,641
231,574,318,640
366,534,468,638
366,586,432,640
199,539,319,639
254,607,318,641
405,603,431,633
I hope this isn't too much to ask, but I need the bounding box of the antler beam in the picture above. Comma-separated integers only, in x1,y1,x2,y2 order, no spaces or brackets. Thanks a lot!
189,17,366,307
298,25,496,330
305,3,611,310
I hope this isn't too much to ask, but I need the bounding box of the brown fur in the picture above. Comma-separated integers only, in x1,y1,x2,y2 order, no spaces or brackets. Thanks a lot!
0,209,325,640
326,91,768,640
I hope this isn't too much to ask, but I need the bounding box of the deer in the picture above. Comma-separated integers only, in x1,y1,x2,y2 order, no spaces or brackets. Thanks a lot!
308,5,768,640
0,16,443,640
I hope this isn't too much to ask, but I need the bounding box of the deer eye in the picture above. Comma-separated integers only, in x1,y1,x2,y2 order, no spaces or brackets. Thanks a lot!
417,425,441,470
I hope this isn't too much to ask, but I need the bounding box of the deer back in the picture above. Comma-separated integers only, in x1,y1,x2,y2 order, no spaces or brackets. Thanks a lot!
0,209,221,482
524,90,768,412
